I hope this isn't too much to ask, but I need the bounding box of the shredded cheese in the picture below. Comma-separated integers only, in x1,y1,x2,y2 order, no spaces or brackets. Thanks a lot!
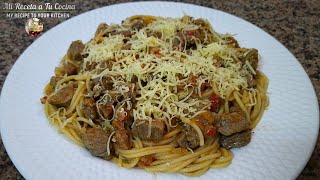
107,131,116,155
81,16,255,129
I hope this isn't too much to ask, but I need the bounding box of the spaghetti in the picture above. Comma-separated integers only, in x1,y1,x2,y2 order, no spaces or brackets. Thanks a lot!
41,15,269,176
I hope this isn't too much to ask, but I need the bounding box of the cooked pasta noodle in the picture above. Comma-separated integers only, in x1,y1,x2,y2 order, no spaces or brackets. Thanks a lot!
41,15,269,176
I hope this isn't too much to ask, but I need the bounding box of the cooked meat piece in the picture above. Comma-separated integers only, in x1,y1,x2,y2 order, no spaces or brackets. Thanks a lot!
82,127,112,159
173,29,206,50
121,43,132,50
176,125,200,149
217,111,249,136
93,77,113,90
67,40,84,61
112,110,131,130
241,48,259,71
89,80,104,98
114,130,131,150
122,84,136,104
84,62,97,71
82,97,98,120
54,66,65,76
132,120,165,141
47,84,75,107
193,111,218,138
49,76,63,88
138,155,155,167
125,109,134,127
220,130,252,149
95,23,108,37
147,31,162,39
110,30,132,37
98,103,113,119
64,63,78,75
180,15,193,23
172,32,185,50
150,47,161,56
229,104,242,113
170,117,179,127
183,29,206,46
194,18,207,27
131,18,145,30
100,60,113,69
118,30,132,37
225,36,240,48
131,75,138,83
191,29,206,43
40,96,48,104
245,73,257,87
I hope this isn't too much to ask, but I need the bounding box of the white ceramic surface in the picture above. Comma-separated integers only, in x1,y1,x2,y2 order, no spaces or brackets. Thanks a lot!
0,2,318,180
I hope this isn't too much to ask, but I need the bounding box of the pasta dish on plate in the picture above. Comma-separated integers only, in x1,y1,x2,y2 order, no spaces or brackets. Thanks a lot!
40,15,269,176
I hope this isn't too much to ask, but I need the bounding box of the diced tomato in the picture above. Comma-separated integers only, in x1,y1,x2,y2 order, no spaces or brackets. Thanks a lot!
206,127,217,136
200,80,208,92
154,49,161,57
154,49,160,55
185,30,195,36
138,156,155,167
190,76,197,85
210,94,221,112
112,111,128,130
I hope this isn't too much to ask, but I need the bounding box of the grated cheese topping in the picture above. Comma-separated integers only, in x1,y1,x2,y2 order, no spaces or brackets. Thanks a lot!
80,16,255,125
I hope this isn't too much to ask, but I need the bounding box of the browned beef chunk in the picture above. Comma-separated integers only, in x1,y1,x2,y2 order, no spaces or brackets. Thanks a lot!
118,30,132,37
131,75,138,83
172,32,185,50
114,130,131,150
82,97,98,120
49,76,63,88
98,103,113,119
172,29,206,50
229,104,242,113
64,63,78,75
180,15,193,23
241,48,259,71
131,18,146,30
245,73,257,87
176,125,200,149
67,40,84,61
194,18,207,27
95,23,108,37
193,111,218,138
125,109,134,127
110,30,132,37
147,31,162,39
138,155,155,167
187,29,206,44
225,36,240,48
47,84,75,107
121,43,132,50
82,127,112,159
112,110,131,130
217,111,249,136
132,120,165,141
93,77,113,90
84,62,97,71
220,130,252,149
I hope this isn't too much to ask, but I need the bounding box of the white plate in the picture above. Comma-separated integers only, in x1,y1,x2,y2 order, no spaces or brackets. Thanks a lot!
0,1,318,180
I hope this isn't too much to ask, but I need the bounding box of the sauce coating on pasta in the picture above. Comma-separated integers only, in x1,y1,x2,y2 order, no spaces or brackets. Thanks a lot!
41,15,269,176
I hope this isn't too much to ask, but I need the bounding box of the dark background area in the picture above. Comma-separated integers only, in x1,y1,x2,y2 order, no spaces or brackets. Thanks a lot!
0,0,319,179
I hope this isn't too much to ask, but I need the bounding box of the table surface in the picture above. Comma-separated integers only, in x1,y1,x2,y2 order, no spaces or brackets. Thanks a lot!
0,0,319,179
